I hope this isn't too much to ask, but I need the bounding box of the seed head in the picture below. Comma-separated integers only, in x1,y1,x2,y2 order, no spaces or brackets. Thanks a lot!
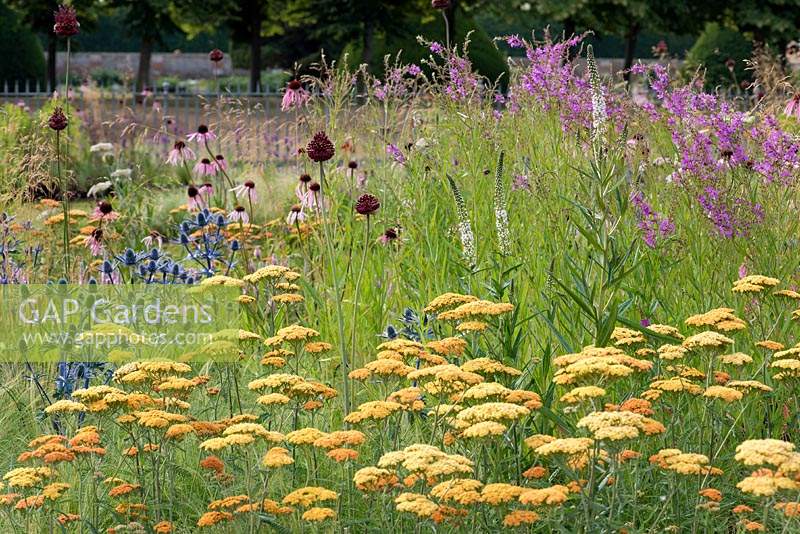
53,5,80,37
48,107,68,131
306,132,335,163
355,194,380,216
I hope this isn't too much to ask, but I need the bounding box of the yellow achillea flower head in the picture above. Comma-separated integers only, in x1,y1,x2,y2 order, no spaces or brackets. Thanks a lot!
344,401,404,424
727,380,772,392
732,275,779,293
265,324,320,346
282,486,338,507
649,377,702,395
460,357,522,377
456,321,489,332
735,440,796,467
429,478,483,505
560,386,606,404
387,387,425,411
476,483,523,505
200,275,246,287
243,265,300,284
647,324,685,339
682,331,734,349
576,411,665,441
462,421,507,438
262,447,294,468
423,293,478,314
455,402,530,424
437,300,514,321
394,492,438,517
611,327,646,346
44,399,87,414
302,507,336,522
737,469,799,496
273,293,304,304
658,344,688,361
703,385,743,402
459,382,512,401
535,438,593,456
426,337,468,357
719,352,753,365
649,449,721,476
286,427,327,445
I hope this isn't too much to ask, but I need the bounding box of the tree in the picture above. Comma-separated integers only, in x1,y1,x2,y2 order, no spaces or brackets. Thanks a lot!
534,0,713,82
109,0,182,92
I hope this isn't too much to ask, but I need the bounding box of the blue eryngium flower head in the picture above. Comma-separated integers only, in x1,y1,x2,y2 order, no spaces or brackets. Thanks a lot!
180,221,191,234
216,214,227,226
101,260,114,274
138,264,147,277
179,233,189,245
146,260,158,273
171,264,180,276
121,248,137,266
196,212,207,227
148,248,160,261
88,277,97,284
230,240,240,251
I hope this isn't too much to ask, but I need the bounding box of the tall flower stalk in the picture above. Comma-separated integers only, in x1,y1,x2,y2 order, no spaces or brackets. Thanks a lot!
447,174,477,270
53,4,79,279
307,132,352,415
587,45,607,160
493,151,511,257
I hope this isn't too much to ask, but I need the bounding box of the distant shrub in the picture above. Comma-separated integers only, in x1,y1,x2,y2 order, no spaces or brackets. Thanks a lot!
684,23,752,92
345,9,508,88
0,4,46,87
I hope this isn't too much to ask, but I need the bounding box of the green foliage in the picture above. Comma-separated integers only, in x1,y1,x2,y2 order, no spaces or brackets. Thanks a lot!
346,8,508,85
0,3,45,85
685,23,753,91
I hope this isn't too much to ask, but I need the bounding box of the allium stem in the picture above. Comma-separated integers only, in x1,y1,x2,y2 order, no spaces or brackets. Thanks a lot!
56,130,69,280
317,161,351,416
350,216,371,384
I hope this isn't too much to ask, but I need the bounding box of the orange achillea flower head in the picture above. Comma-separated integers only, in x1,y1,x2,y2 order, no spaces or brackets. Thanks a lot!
353,467,399,492
732,504,754,514
57,513,80,525
154,520,173,533
518,484,570,505
522,465,548,479
200,455,224,473
302,507,336,522
197,511,233,527
109,483,141,498
698,488,722,502
503,510,539,527
208,495,249,510
327,448,358,462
